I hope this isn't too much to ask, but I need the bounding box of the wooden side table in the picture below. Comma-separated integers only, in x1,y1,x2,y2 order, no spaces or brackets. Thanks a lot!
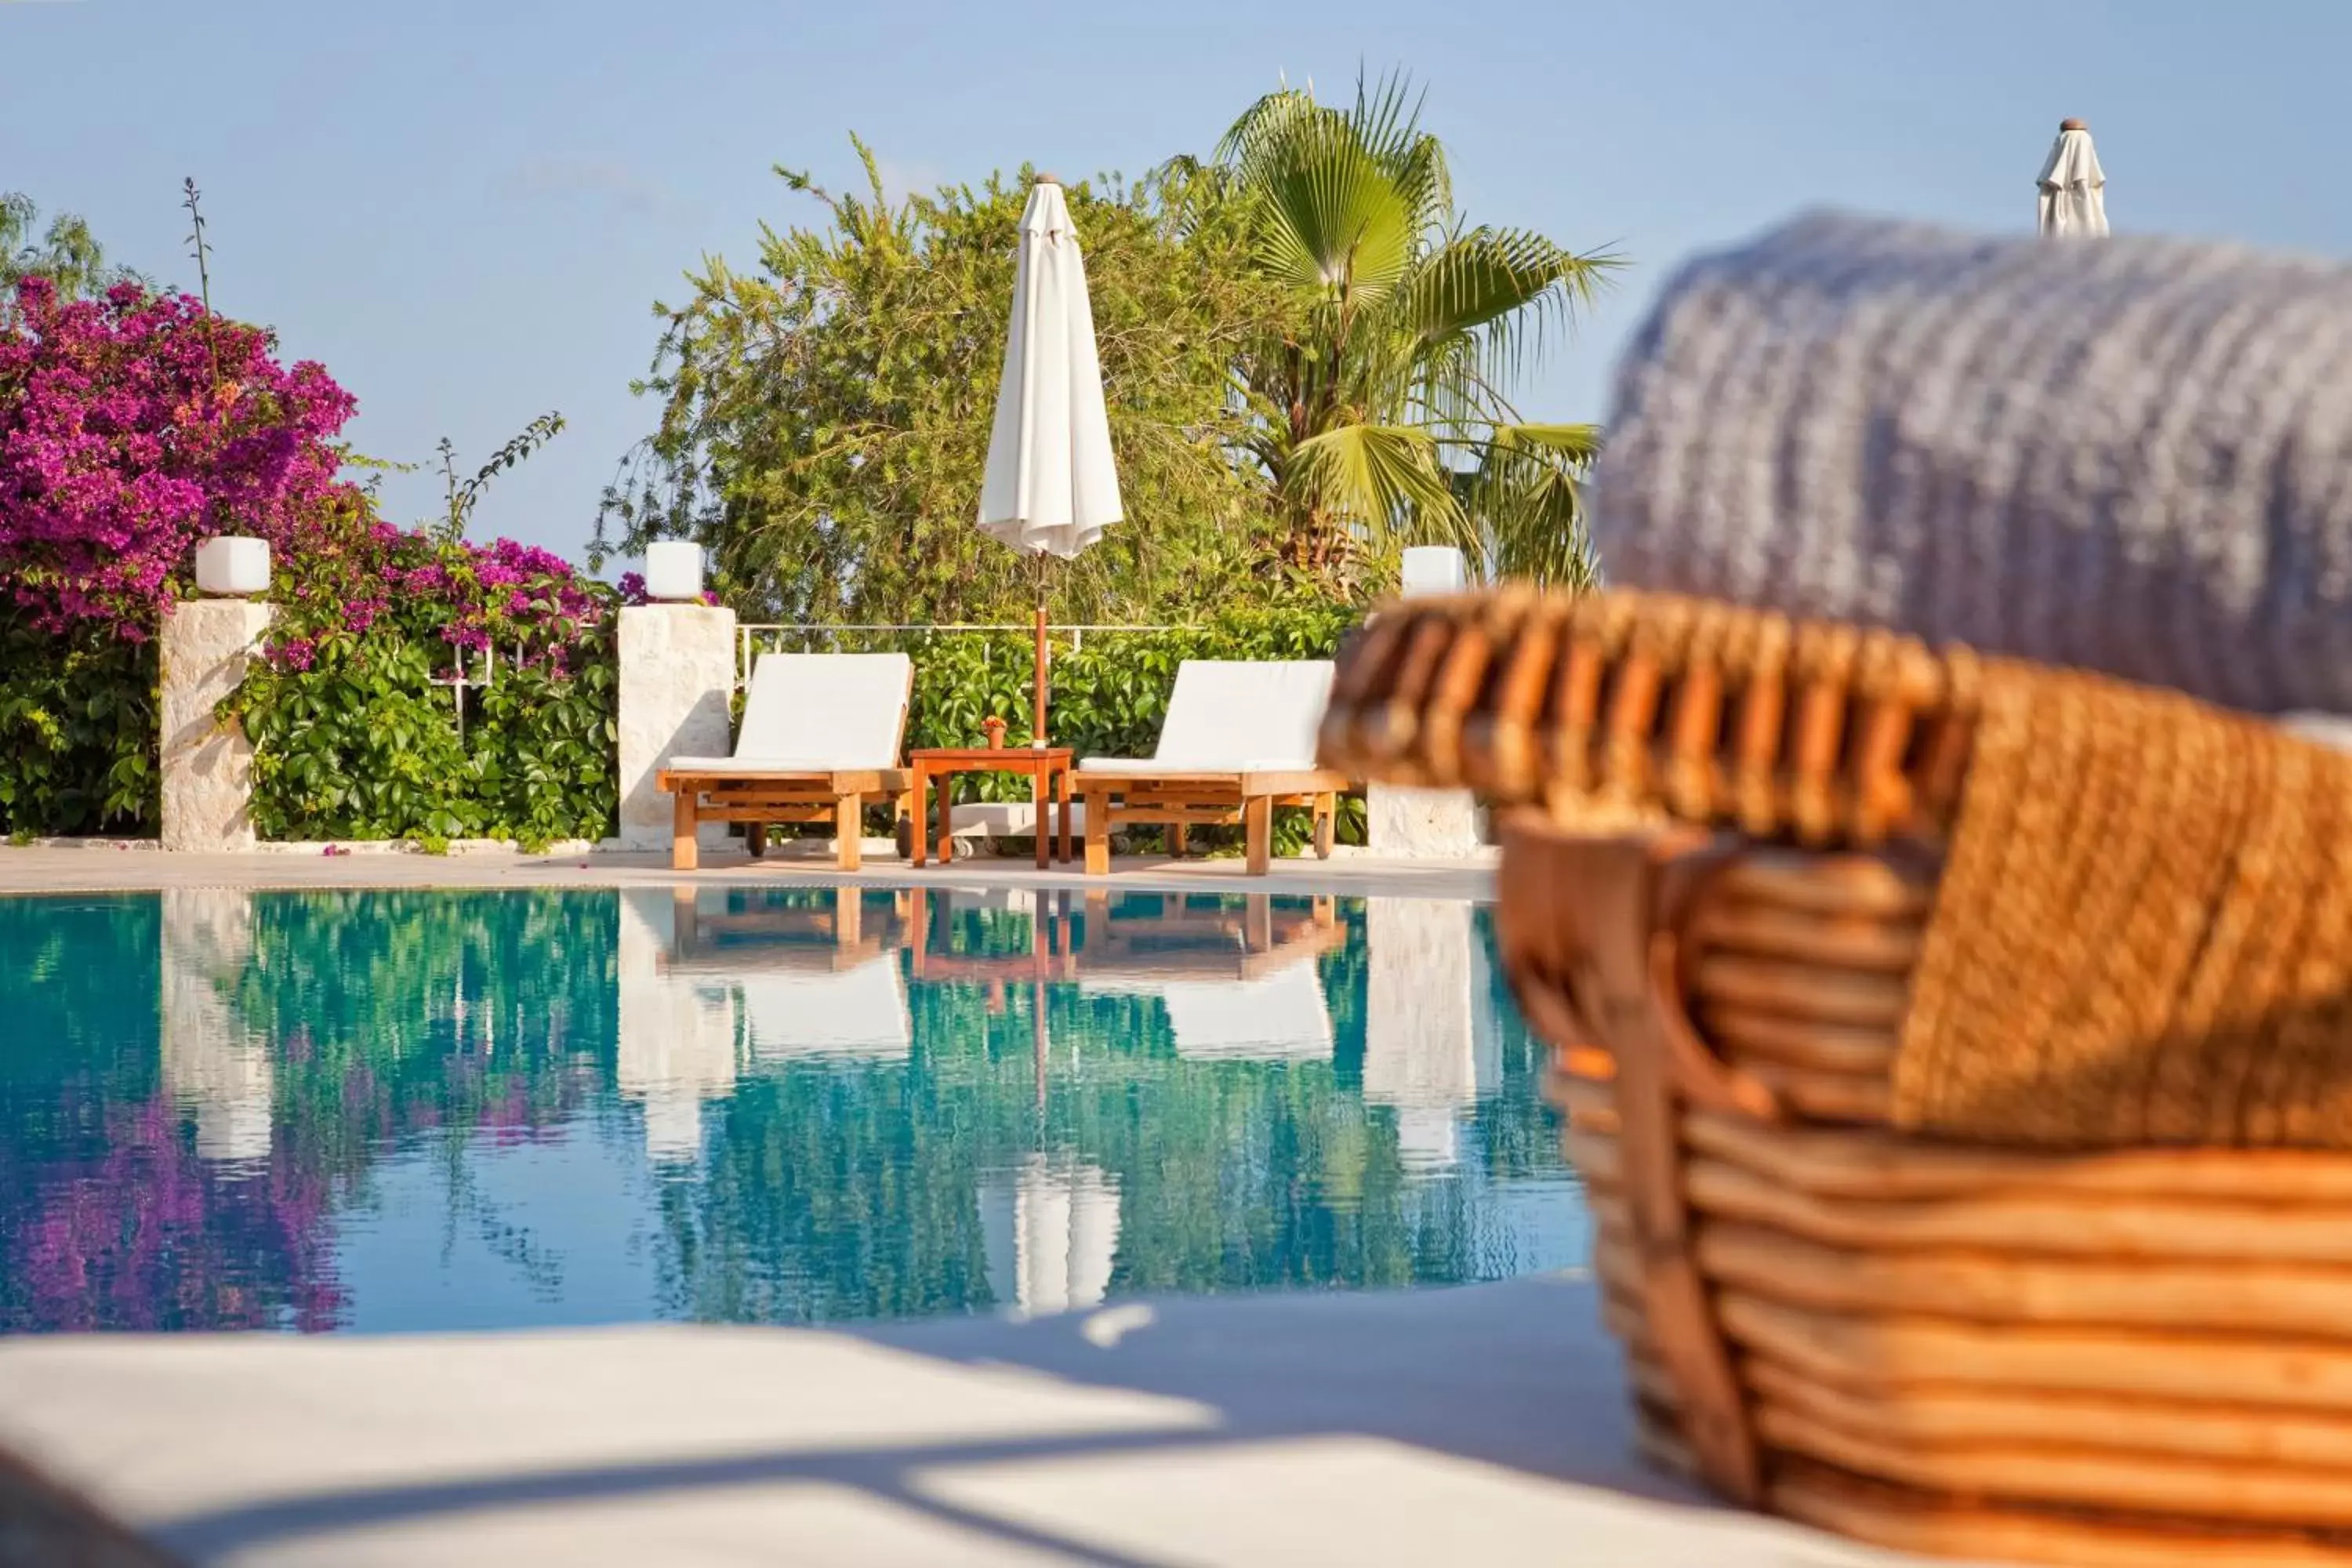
908,747,1074,869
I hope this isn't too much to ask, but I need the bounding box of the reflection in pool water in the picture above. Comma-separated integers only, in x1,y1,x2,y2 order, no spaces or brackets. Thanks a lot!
0,887,1585,1334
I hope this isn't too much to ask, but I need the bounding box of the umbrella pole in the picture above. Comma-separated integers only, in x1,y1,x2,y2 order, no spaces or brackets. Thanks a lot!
1033,978,1048,1110
1032,552,1049,749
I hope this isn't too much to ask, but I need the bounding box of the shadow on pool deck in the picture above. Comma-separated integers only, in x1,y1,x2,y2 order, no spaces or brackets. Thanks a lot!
0,1274,1958,1566
847,1269,1674,1504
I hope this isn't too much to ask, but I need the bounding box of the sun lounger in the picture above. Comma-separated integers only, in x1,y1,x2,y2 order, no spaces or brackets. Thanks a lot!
1074,661,1352,875
655,653,913,872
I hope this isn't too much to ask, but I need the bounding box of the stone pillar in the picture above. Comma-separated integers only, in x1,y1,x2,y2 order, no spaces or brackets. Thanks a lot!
615,887,739,1163
159,887,274,1165
616,604,736,851
160,599,272,851
1367,546,1484,858
1363,898,1490,1174
1367,786,1485,858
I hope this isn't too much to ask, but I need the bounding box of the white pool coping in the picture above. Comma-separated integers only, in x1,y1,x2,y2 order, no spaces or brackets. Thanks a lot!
0,845,1499,902
0,1274,1973,1567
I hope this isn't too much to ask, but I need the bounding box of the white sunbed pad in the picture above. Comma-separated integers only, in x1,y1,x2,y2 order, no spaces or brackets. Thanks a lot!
663,757,873,775
1074,757,1315,778
726,652,913,771
735,953,913,1063
1082,962,1334,1062
1078,660,1334,774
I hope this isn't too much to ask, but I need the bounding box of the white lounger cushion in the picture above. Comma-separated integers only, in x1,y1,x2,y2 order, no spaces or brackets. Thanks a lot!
1078,660,1335,775
673,652,912,774
665,757,875,775
1081,964,1334,1062
1074,757,1317,778
735,954,913,1062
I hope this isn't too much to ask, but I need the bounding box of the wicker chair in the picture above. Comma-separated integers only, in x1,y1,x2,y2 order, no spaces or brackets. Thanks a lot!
1320,585,2352,1567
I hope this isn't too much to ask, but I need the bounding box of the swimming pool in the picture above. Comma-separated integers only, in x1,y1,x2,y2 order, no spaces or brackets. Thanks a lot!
1,886,1586,1334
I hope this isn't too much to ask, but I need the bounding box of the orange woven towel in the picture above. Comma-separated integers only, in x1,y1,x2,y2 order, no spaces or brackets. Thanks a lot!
1896,659,2352,1149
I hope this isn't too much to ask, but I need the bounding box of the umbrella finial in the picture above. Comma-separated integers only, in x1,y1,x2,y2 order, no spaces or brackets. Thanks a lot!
2060,118,2088,132
1033,172,1062,186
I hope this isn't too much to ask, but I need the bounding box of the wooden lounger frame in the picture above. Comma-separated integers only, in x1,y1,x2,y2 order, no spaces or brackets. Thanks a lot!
654,768,908,872
1074,770,1348,876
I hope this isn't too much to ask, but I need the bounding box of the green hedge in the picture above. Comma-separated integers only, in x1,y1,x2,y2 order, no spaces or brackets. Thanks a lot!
0,613,158,838
234,627,619,848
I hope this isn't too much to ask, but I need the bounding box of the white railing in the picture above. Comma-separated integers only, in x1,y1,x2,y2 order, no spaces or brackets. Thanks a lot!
428,644,514,740
733,622,1190,688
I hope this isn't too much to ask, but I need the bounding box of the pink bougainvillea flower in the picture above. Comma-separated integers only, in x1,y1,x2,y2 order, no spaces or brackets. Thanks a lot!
4,275,624,682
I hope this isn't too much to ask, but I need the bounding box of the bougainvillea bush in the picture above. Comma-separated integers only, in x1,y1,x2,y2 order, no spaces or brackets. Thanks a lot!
228,503,623,847
0,278,356,633
0,275,353,833
0,274,621,842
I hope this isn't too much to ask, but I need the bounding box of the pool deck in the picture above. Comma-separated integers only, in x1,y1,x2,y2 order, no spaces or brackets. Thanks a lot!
0,844,1497,901
0,1274,1976,1568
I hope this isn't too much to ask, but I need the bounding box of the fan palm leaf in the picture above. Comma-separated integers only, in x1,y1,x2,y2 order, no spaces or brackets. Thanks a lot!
1462,423,1602,588
1189,69,1619,590
1286,422,1463,537
1228,103,1414,299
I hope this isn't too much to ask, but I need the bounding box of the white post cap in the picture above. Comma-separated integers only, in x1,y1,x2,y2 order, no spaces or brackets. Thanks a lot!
193,536,270,597
644,540,704,602
1399,546,1467,599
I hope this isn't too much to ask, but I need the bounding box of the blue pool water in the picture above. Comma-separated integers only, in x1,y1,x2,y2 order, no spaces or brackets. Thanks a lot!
0,886,1586,1334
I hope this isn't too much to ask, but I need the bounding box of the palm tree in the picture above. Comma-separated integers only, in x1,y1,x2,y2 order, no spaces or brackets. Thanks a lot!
1183,74,1619,591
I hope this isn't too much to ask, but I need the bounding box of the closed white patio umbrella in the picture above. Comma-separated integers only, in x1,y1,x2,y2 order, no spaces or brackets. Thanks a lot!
978,175,1123,746
2038,118,2108,237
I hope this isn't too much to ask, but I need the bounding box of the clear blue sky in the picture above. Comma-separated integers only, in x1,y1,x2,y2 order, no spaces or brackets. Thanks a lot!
6,0,2346,568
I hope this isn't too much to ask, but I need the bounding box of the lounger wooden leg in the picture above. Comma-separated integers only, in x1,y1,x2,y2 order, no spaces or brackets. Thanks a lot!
672,789,699,872
835,793,863,872
1243,794,1272,875
1055,766,1073,864
1083,789,1112,876
1313,793,1337,859
1033,765,1049,871
909,766,928,867
1170,823,1189,858
746,822,768,859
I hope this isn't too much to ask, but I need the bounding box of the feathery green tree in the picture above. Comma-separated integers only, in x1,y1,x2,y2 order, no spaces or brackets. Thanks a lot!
1,192,147,314
595,142,1286,626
